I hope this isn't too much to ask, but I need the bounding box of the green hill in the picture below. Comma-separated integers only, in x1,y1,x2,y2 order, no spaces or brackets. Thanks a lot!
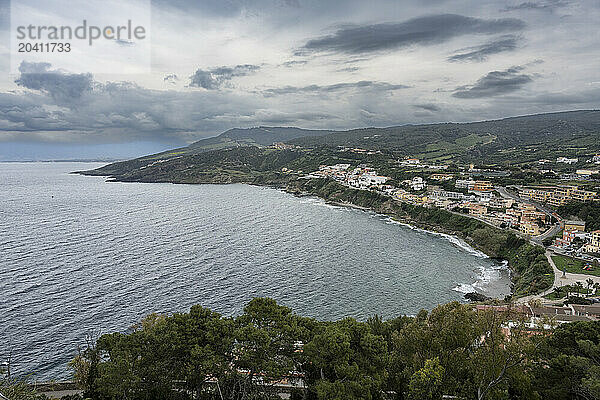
81,109,600,178
290,110,600,164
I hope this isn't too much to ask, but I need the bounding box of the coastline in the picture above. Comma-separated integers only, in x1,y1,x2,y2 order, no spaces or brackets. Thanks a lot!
76,168,553,299
282,178,552,299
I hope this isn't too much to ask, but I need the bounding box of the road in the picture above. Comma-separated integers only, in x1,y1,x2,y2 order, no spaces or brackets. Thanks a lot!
516,250,600,304
495,185,562,245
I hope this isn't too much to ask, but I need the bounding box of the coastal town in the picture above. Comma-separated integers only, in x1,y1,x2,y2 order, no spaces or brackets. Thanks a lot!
301,157,599,253
287,153,600,320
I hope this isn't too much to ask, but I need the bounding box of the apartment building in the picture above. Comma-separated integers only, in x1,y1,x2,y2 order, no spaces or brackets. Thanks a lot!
430,173,453,181
488,197,515,209
468,203,488,217
565,220,586,232
520,222,541,236
472,180,494,192
585,230,600,253
572,188,597,202
455,179,476,190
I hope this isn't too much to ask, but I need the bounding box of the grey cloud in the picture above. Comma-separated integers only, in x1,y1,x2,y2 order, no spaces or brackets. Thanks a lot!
448,35,520,62
255,111,335,125
503,89,600,106
298,14,526,55
453,66,534,98
263,80,409,96
501,0,569,12
189,64,261,90
14,62,93,105
336,66,360,73
164,74,179,84
2,63,271,143
413,103,441,112
114,39,135,46
282,60,308,67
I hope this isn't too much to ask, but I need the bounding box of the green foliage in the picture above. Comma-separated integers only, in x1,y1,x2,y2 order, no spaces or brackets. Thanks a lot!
534,321,600,400
0,368,45,400
557,202,600,231
66,299,600,400
407,357,444,400
304,318,388,400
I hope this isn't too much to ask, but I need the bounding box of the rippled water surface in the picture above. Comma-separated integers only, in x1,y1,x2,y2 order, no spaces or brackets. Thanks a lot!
0,162,510,379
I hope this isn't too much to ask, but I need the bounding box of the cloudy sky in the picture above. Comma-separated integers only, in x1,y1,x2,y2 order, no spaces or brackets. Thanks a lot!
0,0,599,159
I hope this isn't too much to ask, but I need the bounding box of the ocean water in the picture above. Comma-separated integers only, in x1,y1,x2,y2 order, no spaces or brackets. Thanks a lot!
0,162,510,380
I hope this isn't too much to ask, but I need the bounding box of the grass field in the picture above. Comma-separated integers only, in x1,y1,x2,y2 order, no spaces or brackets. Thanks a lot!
552,255,600,277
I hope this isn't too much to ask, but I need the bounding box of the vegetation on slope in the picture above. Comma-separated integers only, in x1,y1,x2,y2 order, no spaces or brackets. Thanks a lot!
290,110,600,165
557,201,600,231
60,298,600,400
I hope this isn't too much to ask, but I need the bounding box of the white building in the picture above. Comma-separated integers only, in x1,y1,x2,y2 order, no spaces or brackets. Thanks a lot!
410,177,426,191
557,157,579,164
455,179,476,190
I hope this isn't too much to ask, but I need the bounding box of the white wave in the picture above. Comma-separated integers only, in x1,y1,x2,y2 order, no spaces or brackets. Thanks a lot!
453,283,477,294
383,216,488,258
455,262,510,295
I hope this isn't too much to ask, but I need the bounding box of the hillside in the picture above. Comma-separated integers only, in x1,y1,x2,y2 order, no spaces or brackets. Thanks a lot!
189,126,336,149
290,110,600,164
82,110,600,179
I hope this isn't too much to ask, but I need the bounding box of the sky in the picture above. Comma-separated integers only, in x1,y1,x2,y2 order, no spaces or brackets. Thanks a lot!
0,0,599,160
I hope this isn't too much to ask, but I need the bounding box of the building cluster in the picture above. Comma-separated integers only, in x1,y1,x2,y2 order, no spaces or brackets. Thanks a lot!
557,157,579,164
398,158,448,170
309,164,552,237
519,185,598,206
309,164,389,190
461,200,547,235
337,146,382,155
270,142,298,150
553,220,600,255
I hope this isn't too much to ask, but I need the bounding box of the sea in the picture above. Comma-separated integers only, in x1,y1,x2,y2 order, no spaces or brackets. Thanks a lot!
0,162,511,380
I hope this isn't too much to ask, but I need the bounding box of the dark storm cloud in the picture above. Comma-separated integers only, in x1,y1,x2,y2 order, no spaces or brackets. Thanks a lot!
452,66,534,98
501,0,570,12
2,63,271,142
262,80,409,96
14,62,93,105
448,35,520,62
298,14,526,55
0,92,69,132
413,103,441,112
189,64,261,90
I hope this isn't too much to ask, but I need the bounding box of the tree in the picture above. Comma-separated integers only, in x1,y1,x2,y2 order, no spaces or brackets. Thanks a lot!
407,357,444,400
232,298,308,400
470,309,540,400
553,287,563,299
534,321,600,400
304,318,388,400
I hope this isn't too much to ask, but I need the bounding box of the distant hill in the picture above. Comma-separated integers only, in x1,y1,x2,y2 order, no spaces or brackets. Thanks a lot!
190,126,336,149
82,110,600,178
289,110,600,164
119,126,336,162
